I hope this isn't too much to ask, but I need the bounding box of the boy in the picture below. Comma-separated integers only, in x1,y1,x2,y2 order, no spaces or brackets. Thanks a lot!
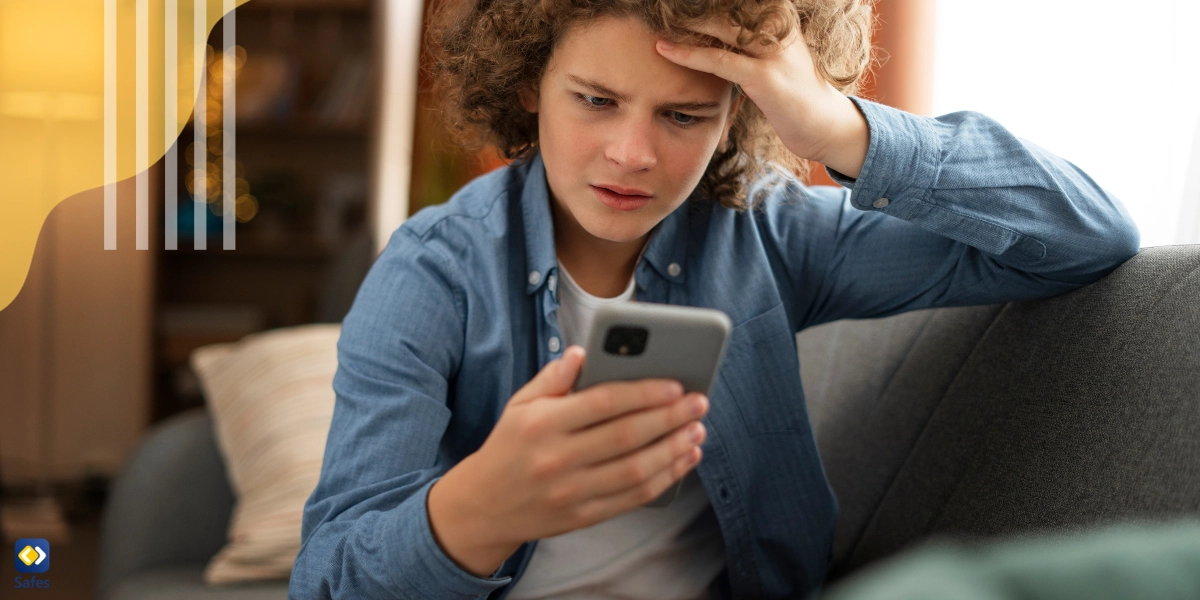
291,1,1139,598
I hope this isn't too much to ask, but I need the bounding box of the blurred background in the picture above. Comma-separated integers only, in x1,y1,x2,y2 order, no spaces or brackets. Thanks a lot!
0,0,1198,597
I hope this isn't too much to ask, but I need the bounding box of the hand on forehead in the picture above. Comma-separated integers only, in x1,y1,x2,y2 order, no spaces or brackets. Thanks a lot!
547,16,735,107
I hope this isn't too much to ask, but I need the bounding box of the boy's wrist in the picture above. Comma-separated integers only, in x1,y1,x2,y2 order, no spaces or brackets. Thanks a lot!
812,94,870,180
427,457,522,578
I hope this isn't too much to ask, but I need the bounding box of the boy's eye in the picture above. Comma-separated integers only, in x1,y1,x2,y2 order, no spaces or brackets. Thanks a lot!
670,111,697,125
581,94,611,107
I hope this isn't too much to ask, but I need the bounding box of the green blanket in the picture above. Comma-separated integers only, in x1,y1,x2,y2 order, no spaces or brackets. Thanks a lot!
824,521,1200,600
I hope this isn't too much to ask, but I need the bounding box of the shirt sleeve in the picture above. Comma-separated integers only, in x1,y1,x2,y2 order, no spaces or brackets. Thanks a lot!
758,96,1141,330
289,227,512,599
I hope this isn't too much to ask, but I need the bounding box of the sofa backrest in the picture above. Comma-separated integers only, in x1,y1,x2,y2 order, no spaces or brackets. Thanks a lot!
97,409,236,598
798,245,1200,579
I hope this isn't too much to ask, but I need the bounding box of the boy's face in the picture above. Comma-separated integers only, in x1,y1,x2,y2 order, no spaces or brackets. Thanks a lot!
523,16,739,246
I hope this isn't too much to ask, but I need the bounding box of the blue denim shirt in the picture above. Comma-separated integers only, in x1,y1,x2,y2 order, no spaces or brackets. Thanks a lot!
292,98,1140,600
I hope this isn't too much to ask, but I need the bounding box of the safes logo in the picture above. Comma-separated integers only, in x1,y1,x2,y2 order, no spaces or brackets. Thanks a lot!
14,539,49,573
13,538,50,590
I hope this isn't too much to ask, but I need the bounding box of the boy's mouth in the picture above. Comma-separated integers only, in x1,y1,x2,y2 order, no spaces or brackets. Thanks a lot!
591,184,653,211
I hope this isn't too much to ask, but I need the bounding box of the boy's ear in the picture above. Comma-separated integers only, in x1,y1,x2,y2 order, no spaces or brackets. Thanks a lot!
519,86,539,113
717,93,746,153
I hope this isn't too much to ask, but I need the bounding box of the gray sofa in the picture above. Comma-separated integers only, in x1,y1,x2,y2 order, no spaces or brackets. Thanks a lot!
97,245,1200,599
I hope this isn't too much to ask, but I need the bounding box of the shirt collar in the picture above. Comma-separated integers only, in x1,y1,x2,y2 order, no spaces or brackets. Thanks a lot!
638,192,691,285
521,153,558,295
520,152,692,295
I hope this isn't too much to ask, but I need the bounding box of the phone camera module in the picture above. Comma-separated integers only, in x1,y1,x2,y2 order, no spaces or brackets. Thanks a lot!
603,326,648,356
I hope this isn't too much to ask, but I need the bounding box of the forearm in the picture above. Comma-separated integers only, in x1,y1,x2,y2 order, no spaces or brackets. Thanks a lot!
291,479,512,599
829,97,1140,282
427,456,524,578
779,98,1142,327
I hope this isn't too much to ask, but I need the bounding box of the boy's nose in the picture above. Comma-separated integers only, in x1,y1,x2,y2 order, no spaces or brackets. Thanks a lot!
605,119,657,172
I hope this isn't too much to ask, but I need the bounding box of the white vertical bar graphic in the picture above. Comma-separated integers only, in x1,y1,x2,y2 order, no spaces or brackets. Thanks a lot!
222,1,236,249
104,0,117,250
193,0,207,249
164,0,179,250
135,0,148,250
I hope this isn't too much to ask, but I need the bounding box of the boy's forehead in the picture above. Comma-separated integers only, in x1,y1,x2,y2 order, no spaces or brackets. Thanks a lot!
547,15,731,104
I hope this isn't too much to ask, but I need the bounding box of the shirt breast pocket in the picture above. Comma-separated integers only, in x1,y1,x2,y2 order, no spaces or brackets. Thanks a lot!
716,303,809,436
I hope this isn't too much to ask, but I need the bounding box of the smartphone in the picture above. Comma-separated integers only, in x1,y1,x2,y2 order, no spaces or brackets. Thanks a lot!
573,302,732,508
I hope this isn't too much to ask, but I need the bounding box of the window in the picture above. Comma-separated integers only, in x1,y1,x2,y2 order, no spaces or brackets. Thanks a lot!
933,1,1200,247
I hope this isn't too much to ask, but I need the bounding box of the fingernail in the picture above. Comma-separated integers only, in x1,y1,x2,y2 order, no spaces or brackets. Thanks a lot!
658,40,674,51
689,395,708,416
688,423,705,443
665,381,684,397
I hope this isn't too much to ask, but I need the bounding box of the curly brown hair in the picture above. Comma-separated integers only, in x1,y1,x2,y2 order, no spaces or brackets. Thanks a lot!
428,0,875,210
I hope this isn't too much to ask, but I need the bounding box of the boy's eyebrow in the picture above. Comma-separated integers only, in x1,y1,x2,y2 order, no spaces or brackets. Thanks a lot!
659,99,723,113
568,74,630,103
567,74,722,113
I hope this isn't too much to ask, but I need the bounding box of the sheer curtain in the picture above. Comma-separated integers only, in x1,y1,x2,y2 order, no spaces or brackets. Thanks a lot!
932,1,1200,247
1176,119,1200,243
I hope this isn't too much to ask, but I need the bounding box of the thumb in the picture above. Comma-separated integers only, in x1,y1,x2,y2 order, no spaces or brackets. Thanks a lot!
509,345,586,405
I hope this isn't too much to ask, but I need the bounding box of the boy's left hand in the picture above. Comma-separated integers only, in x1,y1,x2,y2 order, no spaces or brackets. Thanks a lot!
656,19,869,179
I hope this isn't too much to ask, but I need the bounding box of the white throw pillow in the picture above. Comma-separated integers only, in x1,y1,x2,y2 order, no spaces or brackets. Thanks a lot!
190,324,341,584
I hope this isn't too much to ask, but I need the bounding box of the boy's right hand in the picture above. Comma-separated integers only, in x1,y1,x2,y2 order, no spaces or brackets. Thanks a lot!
427,344,709,577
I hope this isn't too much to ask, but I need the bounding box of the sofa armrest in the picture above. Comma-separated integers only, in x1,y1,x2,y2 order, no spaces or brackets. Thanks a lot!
97,408,235,599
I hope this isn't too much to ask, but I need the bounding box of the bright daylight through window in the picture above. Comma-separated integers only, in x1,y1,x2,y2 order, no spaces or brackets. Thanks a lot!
933,0,1200,247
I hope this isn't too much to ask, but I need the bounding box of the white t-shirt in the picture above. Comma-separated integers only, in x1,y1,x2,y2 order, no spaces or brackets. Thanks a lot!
505,261,726,600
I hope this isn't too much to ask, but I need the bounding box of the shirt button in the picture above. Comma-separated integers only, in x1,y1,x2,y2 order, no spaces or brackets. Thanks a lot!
667,262,681,277
548,336,561,353
528,270,541,286
872,197,890,209
547,274,557,293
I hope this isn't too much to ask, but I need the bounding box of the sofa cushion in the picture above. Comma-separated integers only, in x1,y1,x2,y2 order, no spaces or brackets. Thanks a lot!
191,324,341,584
798,303,1003,573
105,565,287,600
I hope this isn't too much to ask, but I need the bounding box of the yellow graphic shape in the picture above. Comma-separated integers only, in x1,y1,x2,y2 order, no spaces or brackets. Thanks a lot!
18,545,37,566
0,0,250,311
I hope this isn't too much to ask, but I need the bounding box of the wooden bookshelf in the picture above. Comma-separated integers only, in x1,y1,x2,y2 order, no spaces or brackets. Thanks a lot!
152,0,378,421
